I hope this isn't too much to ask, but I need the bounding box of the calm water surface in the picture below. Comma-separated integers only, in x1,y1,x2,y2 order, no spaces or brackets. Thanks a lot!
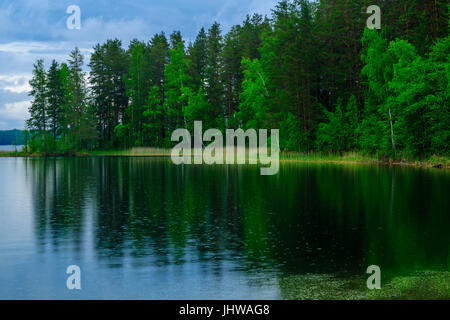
0,157,448,299
0,145,22,151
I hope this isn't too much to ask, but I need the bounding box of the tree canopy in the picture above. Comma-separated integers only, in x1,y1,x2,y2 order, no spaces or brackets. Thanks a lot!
26,0,449,158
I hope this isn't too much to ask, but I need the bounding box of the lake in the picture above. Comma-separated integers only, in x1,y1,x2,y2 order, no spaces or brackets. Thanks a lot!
0,157,448,299
0,145,23,152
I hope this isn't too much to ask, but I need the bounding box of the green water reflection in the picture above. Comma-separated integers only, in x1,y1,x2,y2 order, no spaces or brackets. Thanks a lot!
0,157,448,299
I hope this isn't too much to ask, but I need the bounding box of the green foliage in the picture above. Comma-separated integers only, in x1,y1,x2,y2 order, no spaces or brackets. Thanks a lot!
142,85,165,146
205,22,223,117
189,28,208,92
360,29,399,157
164,41,191,145
184,88,211,129
125,41,146,145
280,112,310,151
27,59,47,135
89,40,128,147
316,96,359,153
387,37,450,156
46,60,65,150
237,58,271,129
360,28,449,157
27,135,44,154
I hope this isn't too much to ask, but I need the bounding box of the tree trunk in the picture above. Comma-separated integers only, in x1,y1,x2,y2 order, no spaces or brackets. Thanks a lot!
388,106,397,158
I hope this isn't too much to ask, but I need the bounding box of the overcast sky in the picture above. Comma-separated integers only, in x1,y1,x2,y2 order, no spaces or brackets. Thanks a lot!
0,0,277,130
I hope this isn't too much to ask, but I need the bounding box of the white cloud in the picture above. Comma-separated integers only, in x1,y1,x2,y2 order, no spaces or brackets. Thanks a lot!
3,82,31,94
0,74,32,94
0,41,92,57
0,41,55,54
0,100,30,121
0,41,93,76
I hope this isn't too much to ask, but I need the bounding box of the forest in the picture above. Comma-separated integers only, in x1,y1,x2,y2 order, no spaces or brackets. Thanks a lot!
25,0,449,159
0,130,25,145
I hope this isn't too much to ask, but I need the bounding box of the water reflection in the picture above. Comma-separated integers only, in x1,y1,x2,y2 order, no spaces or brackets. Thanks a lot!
0,157,448,298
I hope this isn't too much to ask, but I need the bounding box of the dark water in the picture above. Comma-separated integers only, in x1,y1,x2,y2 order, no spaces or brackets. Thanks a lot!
0,157,448,299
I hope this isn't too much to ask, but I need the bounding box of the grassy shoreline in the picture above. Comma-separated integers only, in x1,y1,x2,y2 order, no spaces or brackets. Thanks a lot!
1,148,449,169
279,151,450,169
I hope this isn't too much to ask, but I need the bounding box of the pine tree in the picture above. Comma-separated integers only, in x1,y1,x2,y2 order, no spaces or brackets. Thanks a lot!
170,31,183,48
148,32,169,91
59,62,72,149
45,60,64,150
240,14,270,60
164,41,191,143
143,85,165,146
189,28,208,92
205,22,224,127
256,0,318,150
68,47,97,149
104,39,129,146
125,41,146,146
89,40,128,147
184,88,211,132
222,25,243,123
88,43,108,146
27,59,48,152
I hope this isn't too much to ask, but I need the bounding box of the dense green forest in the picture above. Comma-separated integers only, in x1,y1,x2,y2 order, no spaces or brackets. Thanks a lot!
0,130,25,145
25,0,449,159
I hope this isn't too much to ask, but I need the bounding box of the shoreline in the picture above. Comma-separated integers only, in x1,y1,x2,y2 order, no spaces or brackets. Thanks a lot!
280,270,450,300
1,149,448,169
